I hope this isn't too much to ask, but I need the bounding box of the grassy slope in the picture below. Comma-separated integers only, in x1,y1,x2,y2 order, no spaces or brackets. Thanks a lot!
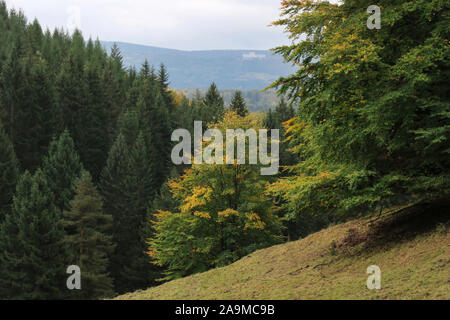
117,201,450,300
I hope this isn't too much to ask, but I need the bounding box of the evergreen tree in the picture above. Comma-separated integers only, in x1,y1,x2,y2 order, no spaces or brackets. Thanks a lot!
203,82,225,123
14,54,57,170
229,91,249,117
41,130,83,213
110,43,123,68
0,122,19,221
101,129,159,293
63,171,115,299
100,133,134,293
0,37,23,144
136,76,172,191
81,61,110,179
0,170,69,299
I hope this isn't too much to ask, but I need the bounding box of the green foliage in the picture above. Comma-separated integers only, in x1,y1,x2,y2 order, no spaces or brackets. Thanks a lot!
0,170,69,299
201,82,225,124
183,88,282,113
63,171,115,299
41,130,83,213
269,0,450,222
148,112,283,280
229,90,249,117
100,130,159,293
0,121,19,220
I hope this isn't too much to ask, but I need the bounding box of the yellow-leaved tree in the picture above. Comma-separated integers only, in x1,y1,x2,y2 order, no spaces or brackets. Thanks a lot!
147,111,283,280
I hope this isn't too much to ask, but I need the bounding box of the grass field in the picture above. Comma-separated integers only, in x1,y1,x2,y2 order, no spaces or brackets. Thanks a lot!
117,200,450,300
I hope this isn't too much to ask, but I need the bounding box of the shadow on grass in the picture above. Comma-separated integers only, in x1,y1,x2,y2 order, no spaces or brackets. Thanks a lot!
338,198,450,255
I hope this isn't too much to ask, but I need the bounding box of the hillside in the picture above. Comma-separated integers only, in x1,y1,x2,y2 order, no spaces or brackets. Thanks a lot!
101,41,294,90
117,200,450,300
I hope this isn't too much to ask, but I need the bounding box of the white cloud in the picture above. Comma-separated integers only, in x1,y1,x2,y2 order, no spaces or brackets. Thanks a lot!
5,0,288,50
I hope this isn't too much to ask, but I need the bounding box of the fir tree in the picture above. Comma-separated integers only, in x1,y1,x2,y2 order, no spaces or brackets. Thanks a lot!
0,122,19,221
63,171,115,299
100,133,133,292
203,82,224,123
229,90,249,117
136,77,172,191
0,170,69,299
41,130,83,213
101,129,159,293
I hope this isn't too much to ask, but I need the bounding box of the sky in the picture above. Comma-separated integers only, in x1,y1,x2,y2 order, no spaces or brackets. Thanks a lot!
6,0,290,51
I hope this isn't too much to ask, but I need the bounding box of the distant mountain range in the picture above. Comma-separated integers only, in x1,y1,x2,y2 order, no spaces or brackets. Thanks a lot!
101,41,295,90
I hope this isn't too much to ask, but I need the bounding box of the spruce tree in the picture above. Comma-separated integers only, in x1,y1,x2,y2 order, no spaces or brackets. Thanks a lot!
0,170,69,299
82,62,110,179
229,91,249,117
0,37,23,143
41,130,83,213
101,130,159,293
203,82,224,123
100,133,133,292
63,171,115,299
13,54,57,170
0,122,19,220
136,77,172,191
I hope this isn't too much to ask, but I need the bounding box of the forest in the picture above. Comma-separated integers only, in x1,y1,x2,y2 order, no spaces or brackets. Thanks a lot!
0,0,448,300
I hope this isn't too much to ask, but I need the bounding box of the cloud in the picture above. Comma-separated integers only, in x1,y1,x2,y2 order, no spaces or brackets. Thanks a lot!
5,0,288,50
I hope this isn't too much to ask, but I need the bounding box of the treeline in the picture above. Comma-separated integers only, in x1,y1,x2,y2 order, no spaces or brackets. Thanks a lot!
0,1,289,299
183,89,281,113
0,1,249,299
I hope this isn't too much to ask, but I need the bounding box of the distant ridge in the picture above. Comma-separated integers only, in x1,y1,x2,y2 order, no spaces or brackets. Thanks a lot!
101,41,294,90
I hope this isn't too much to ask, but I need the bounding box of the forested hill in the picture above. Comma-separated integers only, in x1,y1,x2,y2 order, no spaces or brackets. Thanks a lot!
100,41,295,90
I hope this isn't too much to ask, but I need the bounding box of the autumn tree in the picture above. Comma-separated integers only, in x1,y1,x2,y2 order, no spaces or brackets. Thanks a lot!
268,0,450,223
148,111,283,280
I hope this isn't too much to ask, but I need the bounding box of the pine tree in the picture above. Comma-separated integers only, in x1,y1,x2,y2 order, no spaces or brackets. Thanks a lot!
54,33,89,157
203,82,224,123
0,122,19,221
63,171,115,299
41,130,83,213
0,37,23,144
136,77,172,191
0,170,69,299
110,43,123,68
100,133,133,292
157,63,170,93
81,61,110,179
229,91,249,117
13,54,57,170
101,129,159,293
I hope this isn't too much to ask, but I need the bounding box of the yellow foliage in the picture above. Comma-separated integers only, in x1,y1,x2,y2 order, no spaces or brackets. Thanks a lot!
194,211,211,219
218,209,239,218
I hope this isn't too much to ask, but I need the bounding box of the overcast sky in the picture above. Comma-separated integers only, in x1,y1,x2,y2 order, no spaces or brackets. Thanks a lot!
6,0,292,51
